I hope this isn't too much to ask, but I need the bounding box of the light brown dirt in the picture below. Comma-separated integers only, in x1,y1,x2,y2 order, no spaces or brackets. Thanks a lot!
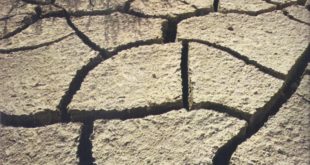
92,109,246,164
0,0,37,38
0,123,81,165
130,0,215,19
219,0,276,14
189,42,283,114
0,17,73,49
69,43,183,113
283,5,310,24
56,0,127,11
178,11,310,75
72,12,165,51
267,0,298,5
231,82,310,165
0,35,96,115
0,0,309,164
296,74,310,101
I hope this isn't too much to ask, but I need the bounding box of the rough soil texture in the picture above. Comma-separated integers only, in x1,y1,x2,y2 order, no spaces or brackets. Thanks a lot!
231,75,310,165
218,0,276,14
296,74,310,100
56,0,128,11
0,0,309,164
72,12,165,51
130,0,213,19
178,10,309,75
0,17,73,50
0,0,37,38
266,0,299,5
189,42,283,115
0,35,96,116
283,5,310,24
38,0,128,15
93,109,246,164
69,43,182,116
306,63,310,73
0,123,81,165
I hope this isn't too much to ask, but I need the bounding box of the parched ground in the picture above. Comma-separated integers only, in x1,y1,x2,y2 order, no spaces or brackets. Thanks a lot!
0,0,309,164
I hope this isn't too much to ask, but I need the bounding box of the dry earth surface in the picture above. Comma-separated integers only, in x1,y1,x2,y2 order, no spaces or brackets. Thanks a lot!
0,0,309,164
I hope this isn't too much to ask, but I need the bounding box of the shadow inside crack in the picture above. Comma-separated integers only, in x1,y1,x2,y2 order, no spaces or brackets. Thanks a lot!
282,10,310,26
191,101,251,122
181,38,286,80
0,0,45,40
181,41,189,109
1,14,40,40
57,54,103,123
0,110,60,127
213,0,219,12
163,19,177,43
77,120,94,165
69,102,183,122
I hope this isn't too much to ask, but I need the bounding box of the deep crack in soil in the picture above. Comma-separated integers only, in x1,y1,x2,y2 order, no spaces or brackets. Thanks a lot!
181,41,189,110
69,102,183,122
0,110,60,127
57,54,103,123
180,38,286,80
191,101,251,122
77,120,94,165
0,14,40,40
282,10,310,26
1,0,309,164
213,44,310,165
